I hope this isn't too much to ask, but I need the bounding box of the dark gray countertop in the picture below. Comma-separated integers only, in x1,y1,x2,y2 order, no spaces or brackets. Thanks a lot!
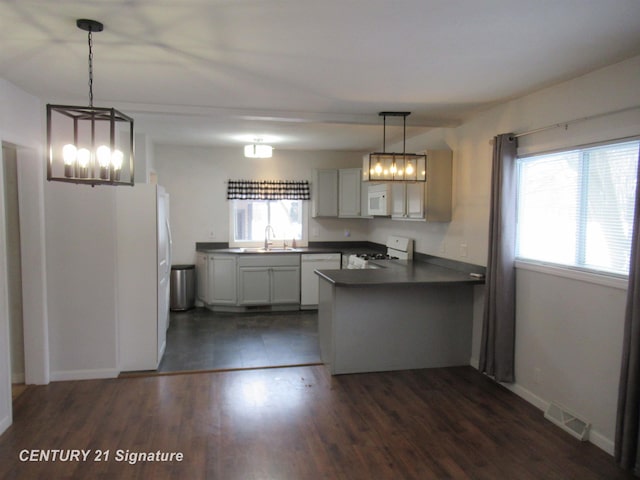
315,259,485,287
196,246,343,254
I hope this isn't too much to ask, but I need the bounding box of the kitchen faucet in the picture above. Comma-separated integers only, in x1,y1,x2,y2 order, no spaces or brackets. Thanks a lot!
264,225,276,250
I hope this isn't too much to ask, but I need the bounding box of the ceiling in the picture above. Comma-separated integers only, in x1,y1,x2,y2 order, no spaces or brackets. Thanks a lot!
2,0,640,151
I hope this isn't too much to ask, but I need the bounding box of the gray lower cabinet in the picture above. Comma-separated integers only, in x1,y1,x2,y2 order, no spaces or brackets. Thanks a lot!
237,254,301,306
238,267,271,304
196,254,237,305
209,254,237,304
270,266,301,303
198,252,301,307
196,253,209,303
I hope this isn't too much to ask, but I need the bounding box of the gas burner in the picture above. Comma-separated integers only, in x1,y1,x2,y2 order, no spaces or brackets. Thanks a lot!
347,236,413,269
354,252,401,260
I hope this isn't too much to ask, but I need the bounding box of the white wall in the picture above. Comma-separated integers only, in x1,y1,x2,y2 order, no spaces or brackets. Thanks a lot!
154,145,370,264
44,183,120,380
369,55,640,453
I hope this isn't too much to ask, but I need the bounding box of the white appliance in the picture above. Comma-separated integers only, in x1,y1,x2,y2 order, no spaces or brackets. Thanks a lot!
117,184,172,371
367,183,391,216
347,235,413,269
301,253,341,308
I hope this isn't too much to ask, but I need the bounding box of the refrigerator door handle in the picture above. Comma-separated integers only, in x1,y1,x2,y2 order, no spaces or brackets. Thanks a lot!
165,218,173,271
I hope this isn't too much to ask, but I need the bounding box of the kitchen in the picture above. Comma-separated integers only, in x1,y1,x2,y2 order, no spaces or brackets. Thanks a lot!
1,2,640,477
6,61,640,457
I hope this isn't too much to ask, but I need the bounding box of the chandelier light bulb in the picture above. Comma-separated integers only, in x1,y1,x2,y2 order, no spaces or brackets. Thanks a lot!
374,162,383,175
96,145,111,168
77,148,90,168
111,150,124,170
390,163,397,174
62,144,77,166
405,163,414,175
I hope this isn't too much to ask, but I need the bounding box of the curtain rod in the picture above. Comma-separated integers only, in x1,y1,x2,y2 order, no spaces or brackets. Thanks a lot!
513,105,640,139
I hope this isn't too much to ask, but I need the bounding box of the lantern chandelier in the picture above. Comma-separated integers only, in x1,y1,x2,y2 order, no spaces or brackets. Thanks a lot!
364,112,426,182
46,19,134,186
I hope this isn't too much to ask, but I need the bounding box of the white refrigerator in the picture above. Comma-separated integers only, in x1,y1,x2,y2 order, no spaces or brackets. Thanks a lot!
116,184,172,371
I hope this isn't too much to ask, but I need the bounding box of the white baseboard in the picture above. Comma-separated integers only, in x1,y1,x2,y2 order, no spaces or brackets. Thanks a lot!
588,430,615,456
50,368,119,382
11,372,25,384
0,414,12,435
504,382,615,456
504,382,549,411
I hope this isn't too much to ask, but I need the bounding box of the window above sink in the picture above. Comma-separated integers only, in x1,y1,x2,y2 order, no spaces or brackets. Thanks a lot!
229,199,308,248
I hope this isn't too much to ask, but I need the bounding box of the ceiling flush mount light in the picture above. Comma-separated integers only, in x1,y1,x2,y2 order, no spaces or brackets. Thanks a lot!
363,112,426,182
244,139,273,158
46,19,134,186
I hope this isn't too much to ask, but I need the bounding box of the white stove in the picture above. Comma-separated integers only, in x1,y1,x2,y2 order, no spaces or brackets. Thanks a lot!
347,236,414,269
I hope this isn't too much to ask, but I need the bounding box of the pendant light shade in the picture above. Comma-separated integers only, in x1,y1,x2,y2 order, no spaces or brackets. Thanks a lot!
46,19,134,186
363,112,426,182
244,140,273,158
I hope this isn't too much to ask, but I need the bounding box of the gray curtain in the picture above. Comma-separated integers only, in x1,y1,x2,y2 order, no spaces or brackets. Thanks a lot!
615,148,640,476
479,133,517,383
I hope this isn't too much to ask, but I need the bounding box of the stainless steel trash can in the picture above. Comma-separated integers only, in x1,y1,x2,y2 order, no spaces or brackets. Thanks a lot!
170,264,195,311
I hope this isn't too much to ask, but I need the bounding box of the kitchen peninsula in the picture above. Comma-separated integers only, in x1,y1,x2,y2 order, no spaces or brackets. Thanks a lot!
316,259,485,375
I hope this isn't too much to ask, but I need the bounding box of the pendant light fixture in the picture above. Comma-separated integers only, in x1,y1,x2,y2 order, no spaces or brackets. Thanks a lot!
244,138,273,158
363,112,426,182
46,19,134,186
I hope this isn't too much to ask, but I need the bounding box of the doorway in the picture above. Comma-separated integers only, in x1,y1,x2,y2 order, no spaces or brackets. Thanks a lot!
1,143,26,398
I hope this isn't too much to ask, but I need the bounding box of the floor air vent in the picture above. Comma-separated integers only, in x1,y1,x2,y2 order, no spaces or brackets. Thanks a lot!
544,402,591,441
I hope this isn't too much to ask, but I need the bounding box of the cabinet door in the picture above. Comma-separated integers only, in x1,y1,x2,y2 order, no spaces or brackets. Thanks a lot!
406,183,425,219
312,169,338,217
338,168,361,217
271,266,301,304
238,267,270,305
196,253,209,302
391,183,407,218
424,150,453,222
211,255,237,304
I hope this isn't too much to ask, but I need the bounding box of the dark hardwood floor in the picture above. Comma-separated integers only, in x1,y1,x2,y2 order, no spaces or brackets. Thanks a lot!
0,366,633,479
157,308,321,373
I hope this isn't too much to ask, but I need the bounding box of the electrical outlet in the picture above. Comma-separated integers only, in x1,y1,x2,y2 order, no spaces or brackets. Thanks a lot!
460,243,468,258
344,229,351,238
312,227,319,237
209,230,215,239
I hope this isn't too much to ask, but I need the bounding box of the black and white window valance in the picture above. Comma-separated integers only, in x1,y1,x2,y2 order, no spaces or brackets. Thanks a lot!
227,180,310,200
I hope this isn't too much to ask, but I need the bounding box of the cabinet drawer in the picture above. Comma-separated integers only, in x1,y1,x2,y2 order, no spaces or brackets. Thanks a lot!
237,254,300,268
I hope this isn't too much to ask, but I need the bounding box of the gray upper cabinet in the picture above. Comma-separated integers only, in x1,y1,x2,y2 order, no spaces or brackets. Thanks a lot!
313,167,366,218
389,150,452,222
312,169,339,217
424,150,452,222
391,182,425,219
338,168,361,217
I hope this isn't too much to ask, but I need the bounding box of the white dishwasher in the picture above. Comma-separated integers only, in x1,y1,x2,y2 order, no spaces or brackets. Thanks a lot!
300,253,341,309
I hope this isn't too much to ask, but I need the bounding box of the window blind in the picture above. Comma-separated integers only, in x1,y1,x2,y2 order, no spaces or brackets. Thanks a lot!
227,180,310,200
516,140,639,275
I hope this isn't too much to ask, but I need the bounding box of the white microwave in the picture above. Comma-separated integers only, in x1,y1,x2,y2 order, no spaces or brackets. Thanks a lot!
368,183,391,216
